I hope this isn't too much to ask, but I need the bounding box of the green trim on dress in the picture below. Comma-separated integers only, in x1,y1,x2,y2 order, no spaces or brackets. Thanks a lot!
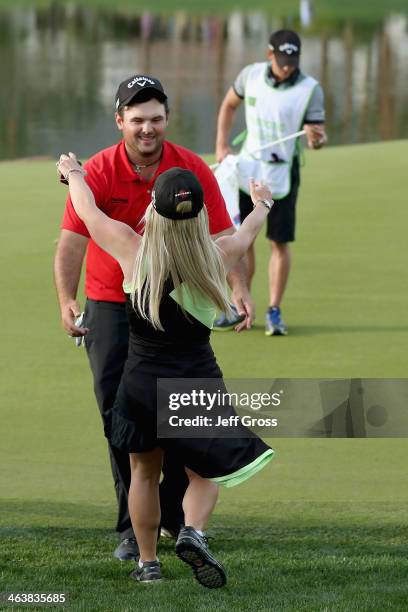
122,281,216,329
209,449,275,488
169,285,216,329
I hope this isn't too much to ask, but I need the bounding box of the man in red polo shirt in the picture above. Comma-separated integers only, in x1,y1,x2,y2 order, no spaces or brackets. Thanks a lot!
54,75,252,561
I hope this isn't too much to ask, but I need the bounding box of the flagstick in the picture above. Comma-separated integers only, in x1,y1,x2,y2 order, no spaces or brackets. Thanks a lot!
210,130,306,170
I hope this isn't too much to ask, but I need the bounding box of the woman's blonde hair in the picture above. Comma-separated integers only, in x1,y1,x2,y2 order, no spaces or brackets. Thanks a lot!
131,204,231,330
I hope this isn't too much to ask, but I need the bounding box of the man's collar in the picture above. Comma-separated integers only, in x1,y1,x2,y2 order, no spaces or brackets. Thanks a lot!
267,66,300,87
117,140,167,183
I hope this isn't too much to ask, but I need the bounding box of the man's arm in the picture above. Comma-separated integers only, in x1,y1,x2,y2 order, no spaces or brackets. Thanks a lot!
303,84,327,149
212,225,254,332
214,71,252,329
215,87,243,163
54,229,89,337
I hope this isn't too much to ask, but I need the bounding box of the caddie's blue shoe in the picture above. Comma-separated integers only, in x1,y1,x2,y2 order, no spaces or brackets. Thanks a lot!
213,304,245,331
265,306,288,336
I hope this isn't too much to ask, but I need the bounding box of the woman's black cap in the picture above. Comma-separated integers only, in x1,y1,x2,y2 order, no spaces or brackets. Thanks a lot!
152,168,204,220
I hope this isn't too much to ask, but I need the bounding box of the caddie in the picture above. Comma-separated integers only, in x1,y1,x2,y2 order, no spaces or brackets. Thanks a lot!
215,30,327,335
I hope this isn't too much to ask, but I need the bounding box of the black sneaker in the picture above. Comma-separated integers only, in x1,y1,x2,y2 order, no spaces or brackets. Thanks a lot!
175,526,226,589
130,560,163,583
213,304,245,332
113,537,140,561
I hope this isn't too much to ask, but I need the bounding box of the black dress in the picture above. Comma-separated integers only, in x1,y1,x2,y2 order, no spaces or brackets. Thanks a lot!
109,281,274,487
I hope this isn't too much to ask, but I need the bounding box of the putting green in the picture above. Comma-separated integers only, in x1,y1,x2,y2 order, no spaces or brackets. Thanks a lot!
1,140,407,507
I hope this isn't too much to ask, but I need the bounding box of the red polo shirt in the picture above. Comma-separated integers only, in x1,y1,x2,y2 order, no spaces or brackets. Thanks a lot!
61,140,232,302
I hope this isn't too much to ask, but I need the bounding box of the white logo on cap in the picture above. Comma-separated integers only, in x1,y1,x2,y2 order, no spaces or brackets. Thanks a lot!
127,76,156,89
175,190,193,213
278,43,299,55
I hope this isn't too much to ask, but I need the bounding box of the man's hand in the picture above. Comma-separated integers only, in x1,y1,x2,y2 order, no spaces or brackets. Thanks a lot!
231,287,256,332
215,143,233,165
61,299,89,337
304,124,327,149
54,229,89,338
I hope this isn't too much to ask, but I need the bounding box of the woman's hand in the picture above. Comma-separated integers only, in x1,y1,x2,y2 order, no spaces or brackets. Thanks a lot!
249,178,273,207
56,152,86,183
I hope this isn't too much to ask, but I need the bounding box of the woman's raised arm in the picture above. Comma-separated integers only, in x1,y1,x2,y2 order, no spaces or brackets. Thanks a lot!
57,153,141,279
215,178,274,271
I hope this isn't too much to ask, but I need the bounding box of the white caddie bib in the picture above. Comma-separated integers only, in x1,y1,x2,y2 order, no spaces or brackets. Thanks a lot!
238,63,318,199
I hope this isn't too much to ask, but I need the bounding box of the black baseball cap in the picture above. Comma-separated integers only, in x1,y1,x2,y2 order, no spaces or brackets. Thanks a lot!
152,168,204,220
115,74,167,110
268,30,301,68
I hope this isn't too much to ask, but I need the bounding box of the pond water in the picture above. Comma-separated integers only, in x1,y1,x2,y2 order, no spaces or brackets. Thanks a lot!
1,4,407,160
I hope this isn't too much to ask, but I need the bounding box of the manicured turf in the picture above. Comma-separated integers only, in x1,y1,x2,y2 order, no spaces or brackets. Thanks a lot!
210,140,408,378
3,0,408,20
1,140,408,610
2,498,408,611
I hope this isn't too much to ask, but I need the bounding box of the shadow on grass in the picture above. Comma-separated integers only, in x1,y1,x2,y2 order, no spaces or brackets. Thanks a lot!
2,499,408,559
250,323,408,335
2,500,408,611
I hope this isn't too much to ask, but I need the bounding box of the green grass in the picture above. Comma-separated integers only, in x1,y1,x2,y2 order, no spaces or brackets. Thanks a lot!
210,140,408,378
1,140,408,610
0,0,407,21
2,499,408,611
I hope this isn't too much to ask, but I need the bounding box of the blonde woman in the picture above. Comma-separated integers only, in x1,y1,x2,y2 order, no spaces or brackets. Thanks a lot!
57,153,275,589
